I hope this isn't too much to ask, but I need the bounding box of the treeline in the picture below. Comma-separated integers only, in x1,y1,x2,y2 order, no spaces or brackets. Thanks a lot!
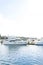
0,35,8,39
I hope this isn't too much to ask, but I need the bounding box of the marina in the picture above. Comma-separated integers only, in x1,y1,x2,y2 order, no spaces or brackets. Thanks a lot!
0,36,43,65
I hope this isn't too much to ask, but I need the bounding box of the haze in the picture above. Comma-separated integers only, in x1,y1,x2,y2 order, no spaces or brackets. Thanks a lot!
0,0,43,38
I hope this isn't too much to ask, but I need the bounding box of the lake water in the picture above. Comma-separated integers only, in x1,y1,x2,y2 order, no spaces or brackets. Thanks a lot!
0,43,43,65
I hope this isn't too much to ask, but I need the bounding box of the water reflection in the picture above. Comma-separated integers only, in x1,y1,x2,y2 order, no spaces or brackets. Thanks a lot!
0,44,9,55
0,44,43,65
0,44,9,65
9,45,43,65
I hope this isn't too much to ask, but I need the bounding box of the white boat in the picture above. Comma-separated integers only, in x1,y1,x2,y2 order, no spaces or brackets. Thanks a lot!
3,40,27,45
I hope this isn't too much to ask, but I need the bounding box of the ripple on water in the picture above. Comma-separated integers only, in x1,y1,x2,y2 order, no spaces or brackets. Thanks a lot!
0,44,43,65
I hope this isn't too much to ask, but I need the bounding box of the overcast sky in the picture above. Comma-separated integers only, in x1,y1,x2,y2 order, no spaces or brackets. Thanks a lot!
0,0,43,38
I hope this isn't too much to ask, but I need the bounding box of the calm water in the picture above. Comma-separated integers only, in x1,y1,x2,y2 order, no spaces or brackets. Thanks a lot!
0,43,43,65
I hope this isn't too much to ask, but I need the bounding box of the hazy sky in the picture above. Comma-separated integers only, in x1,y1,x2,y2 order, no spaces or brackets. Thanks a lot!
0,0,43,38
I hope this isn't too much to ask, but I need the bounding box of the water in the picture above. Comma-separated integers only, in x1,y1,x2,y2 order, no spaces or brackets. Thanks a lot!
0,43,43,65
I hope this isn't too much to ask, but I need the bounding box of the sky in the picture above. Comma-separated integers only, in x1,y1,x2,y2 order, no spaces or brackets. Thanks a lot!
0,0,43,38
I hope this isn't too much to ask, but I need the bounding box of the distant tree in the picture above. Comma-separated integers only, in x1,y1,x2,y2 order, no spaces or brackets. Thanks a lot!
0,34,1,39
